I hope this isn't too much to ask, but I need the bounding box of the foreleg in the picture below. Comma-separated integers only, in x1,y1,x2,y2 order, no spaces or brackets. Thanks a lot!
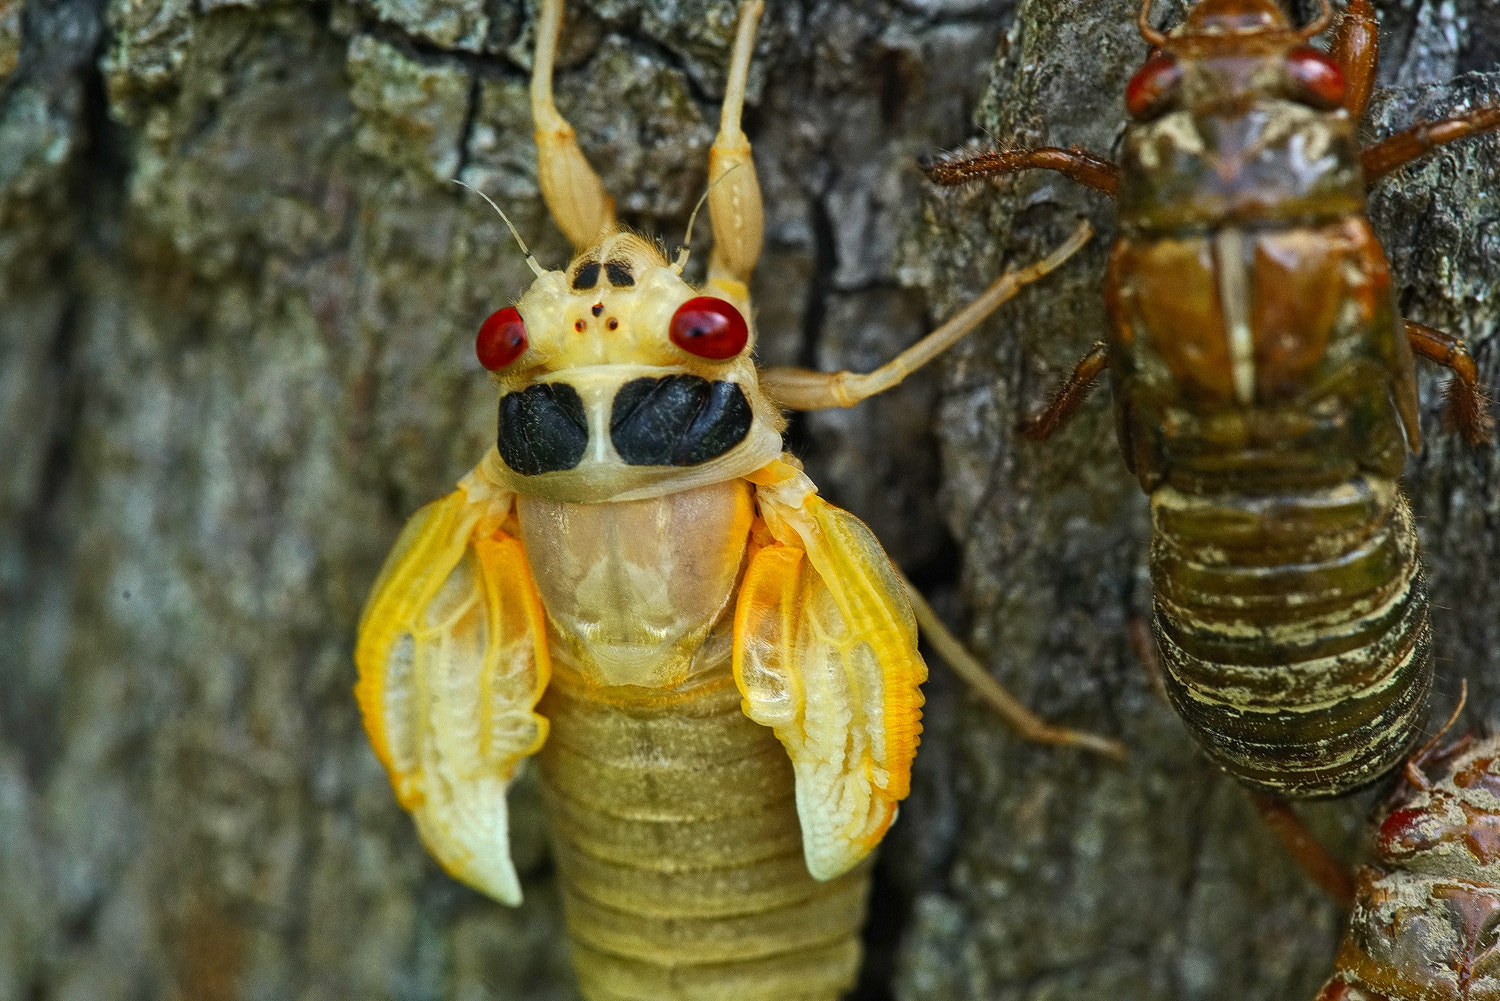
760,221,1092,411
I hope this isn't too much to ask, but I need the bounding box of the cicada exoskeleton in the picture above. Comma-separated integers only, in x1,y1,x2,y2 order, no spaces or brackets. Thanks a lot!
353,2,1117,998
1317,730,1500,999
925,0,1498,798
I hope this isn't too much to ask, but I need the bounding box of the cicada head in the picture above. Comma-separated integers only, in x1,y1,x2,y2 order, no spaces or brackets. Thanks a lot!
475,231,784,504
1118,0,1363,231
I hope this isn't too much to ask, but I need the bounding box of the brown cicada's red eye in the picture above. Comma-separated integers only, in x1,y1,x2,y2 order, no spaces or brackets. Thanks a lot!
1125,53,1183,119
476,306,528,370
669,297,748,360
1286,47,1346,110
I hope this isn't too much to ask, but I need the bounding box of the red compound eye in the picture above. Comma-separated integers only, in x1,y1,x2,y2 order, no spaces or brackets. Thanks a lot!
476,306,528,370
669,297,748,360
1126,53,1183,119
1286,47,1346,110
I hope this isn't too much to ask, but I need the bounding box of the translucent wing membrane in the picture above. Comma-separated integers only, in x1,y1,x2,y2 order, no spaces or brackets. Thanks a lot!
355,481,551,905
734,460,926,880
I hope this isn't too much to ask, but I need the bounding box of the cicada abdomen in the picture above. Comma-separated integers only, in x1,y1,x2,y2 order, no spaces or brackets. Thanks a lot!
924,0,1498,798
1149,478,1430,798
1316,734,1500,999
537,665,871,999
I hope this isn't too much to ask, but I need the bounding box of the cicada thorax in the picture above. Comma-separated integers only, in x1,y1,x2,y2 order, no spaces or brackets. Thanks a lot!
1100,5,1435,798
1317,737,1500,999
520,481,872,1000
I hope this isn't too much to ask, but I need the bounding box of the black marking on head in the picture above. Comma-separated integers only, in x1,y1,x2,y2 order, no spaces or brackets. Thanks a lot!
591,302,604,317
497,383,590,475
571,260,601,291
604,260,634,287
610,376,753,466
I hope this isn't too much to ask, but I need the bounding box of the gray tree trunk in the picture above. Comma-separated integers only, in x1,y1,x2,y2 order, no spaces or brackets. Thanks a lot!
0,1,1494,1000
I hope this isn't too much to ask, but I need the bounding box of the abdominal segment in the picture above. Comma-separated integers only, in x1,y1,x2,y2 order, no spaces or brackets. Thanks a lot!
1151,476,1431,798
537,661,871,1001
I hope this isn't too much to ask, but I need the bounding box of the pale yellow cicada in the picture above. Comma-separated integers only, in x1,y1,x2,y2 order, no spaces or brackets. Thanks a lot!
354,2,1111,998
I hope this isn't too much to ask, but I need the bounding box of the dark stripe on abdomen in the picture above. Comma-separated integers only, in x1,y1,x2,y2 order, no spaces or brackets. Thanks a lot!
537,660,869,1001
1150,475,1431,798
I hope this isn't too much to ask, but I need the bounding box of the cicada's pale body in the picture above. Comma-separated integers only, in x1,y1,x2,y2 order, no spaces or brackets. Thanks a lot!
353,2,1109,997
926,0,1498,798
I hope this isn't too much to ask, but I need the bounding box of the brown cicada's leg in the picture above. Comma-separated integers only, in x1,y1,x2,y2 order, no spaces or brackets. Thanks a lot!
1017,341,1109,440
531,0,616,249
920,146,1121,197
1128,615,1171,706
1399,681,1471,793
1249,794,1357,909
759,221,1093,411
1329,0,1378,120
705,0,765,295
1362,107,1500,187
898,571,1127,761
1406,320,1496,446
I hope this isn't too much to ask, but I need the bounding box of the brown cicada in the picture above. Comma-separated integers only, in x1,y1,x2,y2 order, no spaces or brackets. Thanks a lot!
1317,727,1500,999
925,0,1498,798
353,2,1116,999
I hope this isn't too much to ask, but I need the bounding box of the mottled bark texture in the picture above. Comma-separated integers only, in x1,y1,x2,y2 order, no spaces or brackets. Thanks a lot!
0,1,1494,1000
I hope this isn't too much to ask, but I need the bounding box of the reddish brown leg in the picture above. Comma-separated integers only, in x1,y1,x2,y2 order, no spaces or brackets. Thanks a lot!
1128,614,1170,705
921,147,1120,197
1406,321,1496,446
1328,0,1378,119
1401,680,1471,793
1362,107,1500,185
1250,793,1357,909
1018,341,1109,440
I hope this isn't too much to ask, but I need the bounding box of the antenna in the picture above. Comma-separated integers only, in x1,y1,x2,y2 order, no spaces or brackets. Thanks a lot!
452,177,546,277
1297,0,1334,39
1137,0,1168,47
672,163,742,274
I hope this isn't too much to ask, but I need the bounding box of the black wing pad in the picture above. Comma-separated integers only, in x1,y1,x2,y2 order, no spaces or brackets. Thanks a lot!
610,375,753,466
497,383,590,475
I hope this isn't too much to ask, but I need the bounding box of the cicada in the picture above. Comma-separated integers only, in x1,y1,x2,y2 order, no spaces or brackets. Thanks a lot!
354,2,1112,998
925,0,1498,798
1317,724,1500,1000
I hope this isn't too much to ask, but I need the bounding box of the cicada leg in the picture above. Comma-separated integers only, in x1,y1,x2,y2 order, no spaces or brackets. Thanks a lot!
898,572,1127,761
758,220,1093,411
1405,320,1496,446
1329,0,1378,119
920,146,1120,197
531,0,617,249
1249,794,1357,909
1362,107,1500,186
1017,340,1110,440
705,0,765,294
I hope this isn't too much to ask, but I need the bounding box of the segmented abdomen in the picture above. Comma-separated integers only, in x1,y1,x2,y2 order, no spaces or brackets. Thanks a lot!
537,659,871,1001
1151,474,1431,798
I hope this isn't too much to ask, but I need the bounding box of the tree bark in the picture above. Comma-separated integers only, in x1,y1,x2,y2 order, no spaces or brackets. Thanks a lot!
0,1,1494,1000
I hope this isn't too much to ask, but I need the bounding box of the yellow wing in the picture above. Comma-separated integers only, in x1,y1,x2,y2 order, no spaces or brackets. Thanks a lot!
354,474,551,905
733,458,926,881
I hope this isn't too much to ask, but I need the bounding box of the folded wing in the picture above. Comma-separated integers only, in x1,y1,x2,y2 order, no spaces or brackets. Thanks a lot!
733,459,926,880
354,477,550,905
